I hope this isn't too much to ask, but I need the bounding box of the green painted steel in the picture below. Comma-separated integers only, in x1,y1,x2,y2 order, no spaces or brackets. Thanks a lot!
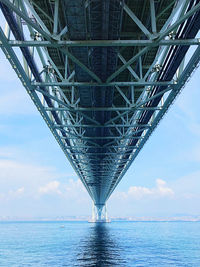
0,0,200,218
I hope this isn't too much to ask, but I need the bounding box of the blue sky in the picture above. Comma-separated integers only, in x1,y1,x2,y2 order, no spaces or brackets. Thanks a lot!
1,45,200,218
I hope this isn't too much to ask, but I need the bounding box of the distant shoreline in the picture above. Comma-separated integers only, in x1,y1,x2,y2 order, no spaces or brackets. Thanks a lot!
0,217,200,222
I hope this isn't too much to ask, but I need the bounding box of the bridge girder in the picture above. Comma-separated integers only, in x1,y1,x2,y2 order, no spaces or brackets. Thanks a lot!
0,0,200,206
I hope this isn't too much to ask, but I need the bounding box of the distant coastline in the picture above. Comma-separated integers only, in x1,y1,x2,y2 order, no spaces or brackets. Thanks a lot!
0,215,200,222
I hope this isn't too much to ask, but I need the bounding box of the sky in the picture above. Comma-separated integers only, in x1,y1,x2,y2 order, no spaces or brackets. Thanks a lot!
1,42,200,218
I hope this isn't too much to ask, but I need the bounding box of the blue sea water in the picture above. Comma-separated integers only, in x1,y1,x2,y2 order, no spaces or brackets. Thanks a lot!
0,221,200,266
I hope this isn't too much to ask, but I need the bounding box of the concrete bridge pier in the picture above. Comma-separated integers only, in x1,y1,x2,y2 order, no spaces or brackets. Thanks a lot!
89,203,110,223
96,204,104,221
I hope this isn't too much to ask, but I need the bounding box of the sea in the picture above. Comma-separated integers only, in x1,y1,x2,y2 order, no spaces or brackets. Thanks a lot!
0,221,200,266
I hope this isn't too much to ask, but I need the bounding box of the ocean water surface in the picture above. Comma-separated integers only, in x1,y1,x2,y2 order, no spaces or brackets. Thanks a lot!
0,221,200,266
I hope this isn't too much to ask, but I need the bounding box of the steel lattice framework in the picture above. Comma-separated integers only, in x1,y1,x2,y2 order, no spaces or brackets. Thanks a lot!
0,0,200,219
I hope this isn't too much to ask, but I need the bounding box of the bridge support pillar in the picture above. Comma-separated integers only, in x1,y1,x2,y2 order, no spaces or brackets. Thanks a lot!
89,202,110,223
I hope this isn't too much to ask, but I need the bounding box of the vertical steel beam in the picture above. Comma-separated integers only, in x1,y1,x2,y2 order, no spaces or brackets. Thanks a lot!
150,0,157,34
53,0,59,35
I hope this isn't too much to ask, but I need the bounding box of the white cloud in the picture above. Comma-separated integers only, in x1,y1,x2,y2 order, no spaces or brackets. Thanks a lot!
0,147,14,158
37,178,89,202
0,187,25,201
0,145,89,201
38,181,61,195
65,179,87,196
0,155,88,200
127,186,152,199
0,159,57,185
112,179,174,201
156,179,174,196
16,187,24,194
0,156,67,202
8,187,25,198
108,170,200,216
0,153,91,215
170,170,200,196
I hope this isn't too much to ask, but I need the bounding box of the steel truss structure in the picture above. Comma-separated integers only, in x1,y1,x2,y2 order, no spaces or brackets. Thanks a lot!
0,0,200,220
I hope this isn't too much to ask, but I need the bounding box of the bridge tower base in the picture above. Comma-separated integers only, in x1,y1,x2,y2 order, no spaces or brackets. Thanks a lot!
89,203,110,223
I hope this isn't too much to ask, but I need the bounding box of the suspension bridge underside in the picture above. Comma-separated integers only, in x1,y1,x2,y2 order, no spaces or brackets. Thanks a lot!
0,0,200,221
